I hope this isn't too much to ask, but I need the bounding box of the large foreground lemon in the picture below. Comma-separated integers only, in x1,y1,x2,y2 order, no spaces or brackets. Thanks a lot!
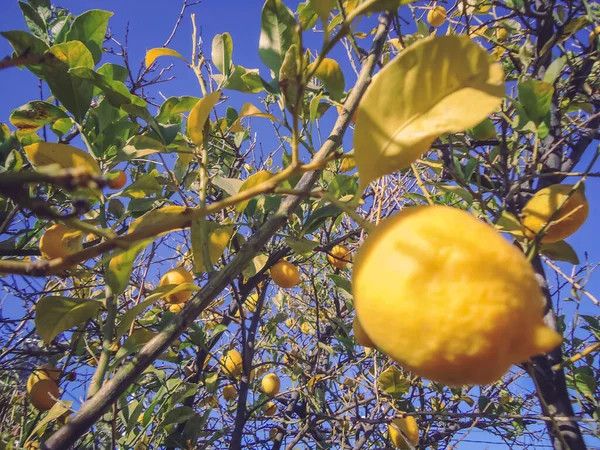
521,184,588,243
353,206,561,386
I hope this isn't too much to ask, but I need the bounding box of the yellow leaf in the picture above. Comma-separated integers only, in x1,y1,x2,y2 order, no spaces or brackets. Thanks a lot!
308,58,345,101
187,92,221,146
235,170,275,213
24,143,101,174
354,36,504,190
230,103,280,132
145,47,187,68
191,221,235,272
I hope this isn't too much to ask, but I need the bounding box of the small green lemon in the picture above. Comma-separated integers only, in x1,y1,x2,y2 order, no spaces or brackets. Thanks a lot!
353,205,561,386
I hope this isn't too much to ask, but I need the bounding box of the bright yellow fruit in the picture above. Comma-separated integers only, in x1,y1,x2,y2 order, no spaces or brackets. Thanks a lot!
521,184,589,244
169,303,184,313
159,267,194,304
261,373,281,397
427,6,446,27
353,317,375,348
39,224,82,260
246,293,258,313
353,205,562,386
264,401,277,416
221,350,243,378
301,322,314,335
388,416,419,449
270,261,300,288
590,26,600,46
327,245,352,269
496,27,509,42
222,384,237,401
27,370,60,411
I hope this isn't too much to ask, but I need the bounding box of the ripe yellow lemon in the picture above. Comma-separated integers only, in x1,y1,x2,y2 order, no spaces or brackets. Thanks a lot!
327,245,352,269
27,370,60,411
590,26,600,46
270,261,300,288
169,303,184,313
496,27,509,42
388,416,419,449
39,224,82,260
264,401,277,416
221,350,243,378
521,184,589,243
261,373,281,397
246,293,258,313
159,267,194,304
222,384,237,401
353,206,561,386
352,317,375,348
427,6,446,27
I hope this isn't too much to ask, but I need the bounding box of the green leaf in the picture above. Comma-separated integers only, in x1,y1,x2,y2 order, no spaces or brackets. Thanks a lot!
161,407,196,427
65,10,113,64
0,30,49,77
116,298,156,339
297,1,319,30
212,32,233,77
309,58,345,101
327,274,352,296
543,56,566,84
191,221,234,272
27,401,72,441
113,329,157,365
35,296,103,344
518,78,553,124
354,36,504,190
69,67,142,108
187,92,221,146
118,135,165,161
242,253,269,279
259,0,300,77
303,203,342,234
41,41,95,122
5,149,24,172
236,170,274,213
9,101,68,133
121,171,162,198
156,96,201,123
285,236,319,255
224,65,264,93
19,1,48,40
97,63,129,83
378,366,410,398
541,240,580,265
279,44,300,107
212,176,244,196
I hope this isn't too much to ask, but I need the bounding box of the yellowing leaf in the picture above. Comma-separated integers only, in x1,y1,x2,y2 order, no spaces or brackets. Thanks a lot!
310,0,335,22
378,366,410,398
308,58,345,101
230,103,280,132
236,170,275,213
145,47,187,67
24,143,101,174
354,36,504,190
35,296,103,344
187,92,221,146
191,221,234,272
27,401,72,442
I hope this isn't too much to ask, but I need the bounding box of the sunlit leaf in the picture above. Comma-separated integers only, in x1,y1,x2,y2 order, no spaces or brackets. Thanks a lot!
145,47,187,67
113,329,157,365
259,0,300,77
212,32,233,77
378,366,410,398
24,142,101,174
35,296,103,344
309,0,335,22
65,9,113,63
541,240,580,265
354,36,504,190
10,101,68,133
191,221,235,272
236,170,275,213
187,92,221,146
230,103,280,132
308,58,345,101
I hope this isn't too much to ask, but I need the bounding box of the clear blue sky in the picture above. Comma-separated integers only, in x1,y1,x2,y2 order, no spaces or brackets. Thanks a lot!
1,1,599,449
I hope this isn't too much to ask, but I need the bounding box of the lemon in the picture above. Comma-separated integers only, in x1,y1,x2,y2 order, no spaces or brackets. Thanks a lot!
39,224,82,260
521,184,588,243
169,303,184,313
27,370,60,411
246,293,259,313
261,373,281,397
496,27,509,42
427,6,446,27
270,261,301,288
388,416,419,449
159,267,194,304
590,26,600,46
353,205,562,386
327,244,352,269
264,401,277,416
222,384,237,401
353,317,376,348
221,350,243,378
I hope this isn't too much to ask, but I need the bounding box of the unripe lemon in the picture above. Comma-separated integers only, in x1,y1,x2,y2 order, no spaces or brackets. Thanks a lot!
427,6,446,27
327,244,352,269
590,26,600,46
108,170,127,190
159,267,194,304
169,303,184,313
222,384,237,401
388,416,419,449
496,27,509,42
270,261,300,288
39,224,82,260
352,317,375,348
353,206,562,386
264,401,277,416
261,373,281,397
27,370,60,411
521,184,588,243
221,350,243,378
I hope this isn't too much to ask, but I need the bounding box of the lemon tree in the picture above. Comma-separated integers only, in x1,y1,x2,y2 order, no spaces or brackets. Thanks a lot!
0,1,598,450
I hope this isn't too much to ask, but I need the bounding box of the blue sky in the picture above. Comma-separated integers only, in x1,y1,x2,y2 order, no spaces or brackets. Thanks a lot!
1,1,599,449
